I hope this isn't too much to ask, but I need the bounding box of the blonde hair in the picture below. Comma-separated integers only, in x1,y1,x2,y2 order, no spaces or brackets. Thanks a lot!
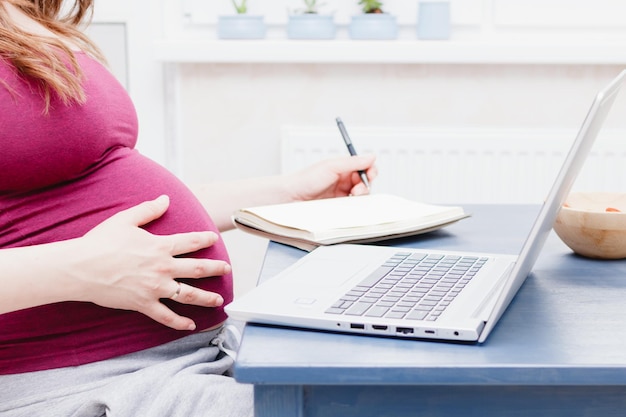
0,0,105,112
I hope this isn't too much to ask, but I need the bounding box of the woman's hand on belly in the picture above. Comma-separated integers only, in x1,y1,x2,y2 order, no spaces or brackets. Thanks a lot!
70,195,229,331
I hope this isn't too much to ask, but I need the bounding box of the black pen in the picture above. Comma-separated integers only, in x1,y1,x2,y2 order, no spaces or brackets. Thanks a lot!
335,117,370,190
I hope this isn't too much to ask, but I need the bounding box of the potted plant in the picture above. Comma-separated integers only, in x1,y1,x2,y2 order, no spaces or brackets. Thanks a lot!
217,0,266,40
287,0,336,40
349,0,398,40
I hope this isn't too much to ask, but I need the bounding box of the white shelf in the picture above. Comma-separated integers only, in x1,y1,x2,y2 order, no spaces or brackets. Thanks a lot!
154,39,626,65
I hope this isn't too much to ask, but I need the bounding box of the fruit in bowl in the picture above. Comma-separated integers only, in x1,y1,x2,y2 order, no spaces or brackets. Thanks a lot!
554,192,626,259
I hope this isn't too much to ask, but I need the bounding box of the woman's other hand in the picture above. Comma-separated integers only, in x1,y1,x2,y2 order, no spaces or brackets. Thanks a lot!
286,154,377,201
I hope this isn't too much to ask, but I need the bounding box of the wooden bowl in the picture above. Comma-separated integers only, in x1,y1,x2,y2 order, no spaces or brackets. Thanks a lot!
554,192,626,259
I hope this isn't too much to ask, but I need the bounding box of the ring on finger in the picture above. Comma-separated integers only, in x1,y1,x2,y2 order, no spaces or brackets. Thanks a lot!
169,281,182,300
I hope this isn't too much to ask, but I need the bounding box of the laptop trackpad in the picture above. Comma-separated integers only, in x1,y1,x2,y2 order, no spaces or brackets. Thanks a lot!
287,259,362,288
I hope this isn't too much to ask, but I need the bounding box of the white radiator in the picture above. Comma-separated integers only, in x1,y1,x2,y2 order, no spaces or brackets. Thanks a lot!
280,126,626,204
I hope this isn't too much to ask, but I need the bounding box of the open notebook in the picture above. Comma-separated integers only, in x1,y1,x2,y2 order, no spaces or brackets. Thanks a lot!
233,194,469,251
226,70,626,343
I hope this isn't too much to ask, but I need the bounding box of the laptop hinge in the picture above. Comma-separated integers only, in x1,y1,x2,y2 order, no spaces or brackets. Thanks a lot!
471,263,515,321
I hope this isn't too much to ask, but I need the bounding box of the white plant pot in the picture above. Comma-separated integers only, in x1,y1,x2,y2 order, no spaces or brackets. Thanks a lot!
287,14,336,40
349,13,398,40
217,15,266,40
417,1,451,40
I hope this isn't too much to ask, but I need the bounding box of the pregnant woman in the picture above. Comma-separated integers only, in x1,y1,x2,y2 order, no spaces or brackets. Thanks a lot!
0,1,376,415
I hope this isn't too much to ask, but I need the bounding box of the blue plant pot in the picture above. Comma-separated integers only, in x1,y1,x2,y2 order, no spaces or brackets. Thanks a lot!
417,2,451,40
287,14,336,40
349,13,398,40
217,15,266,40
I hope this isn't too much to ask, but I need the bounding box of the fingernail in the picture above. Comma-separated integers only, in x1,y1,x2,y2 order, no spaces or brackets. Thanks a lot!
188,322,196,331
215,295,224,306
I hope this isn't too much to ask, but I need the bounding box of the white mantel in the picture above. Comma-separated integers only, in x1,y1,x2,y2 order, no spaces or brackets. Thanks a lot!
155,38,626,65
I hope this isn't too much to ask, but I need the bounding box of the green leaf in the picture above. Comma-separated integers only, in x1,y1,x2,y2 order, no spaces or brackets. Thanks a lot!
232,0,248,14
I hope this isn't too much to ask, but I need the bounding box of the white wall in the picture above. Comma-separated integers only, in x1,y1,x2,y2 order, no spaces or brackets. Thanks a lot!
160,0,626,183
176,64,626,183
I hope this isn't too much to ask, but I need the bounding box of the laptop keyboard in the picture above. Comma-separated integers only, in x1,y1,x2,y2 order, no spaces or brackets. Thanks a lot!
325,252,488,321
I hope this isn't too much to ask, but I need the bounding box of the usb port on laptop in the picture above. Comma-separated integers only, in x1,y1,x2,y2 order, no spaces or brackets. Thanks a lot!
396,327,414,335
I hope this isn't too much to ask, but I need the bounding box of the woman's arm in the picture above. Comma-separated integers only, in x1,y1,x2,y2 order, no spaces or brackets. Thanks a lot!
191,154,377,231
0,196,227,330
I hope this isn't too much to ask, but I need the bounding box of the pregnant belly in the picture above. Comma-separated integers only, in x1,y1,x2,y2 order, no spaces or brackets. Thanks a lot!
0,147,233,373
0,146,233,301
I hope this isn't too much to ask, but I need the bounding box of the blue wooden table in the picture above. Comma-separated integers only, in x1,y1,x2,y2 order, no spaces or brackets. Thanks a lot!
233,205,626,417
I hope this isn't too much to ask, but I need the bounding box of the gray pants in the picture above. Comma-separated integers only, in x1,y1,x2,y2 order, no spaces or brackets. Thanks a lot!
0,325,253,417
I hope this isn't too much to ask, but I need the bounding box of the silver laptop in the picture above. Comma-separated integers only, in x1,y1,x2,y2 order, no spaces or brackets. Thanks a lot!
226,70,626,343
